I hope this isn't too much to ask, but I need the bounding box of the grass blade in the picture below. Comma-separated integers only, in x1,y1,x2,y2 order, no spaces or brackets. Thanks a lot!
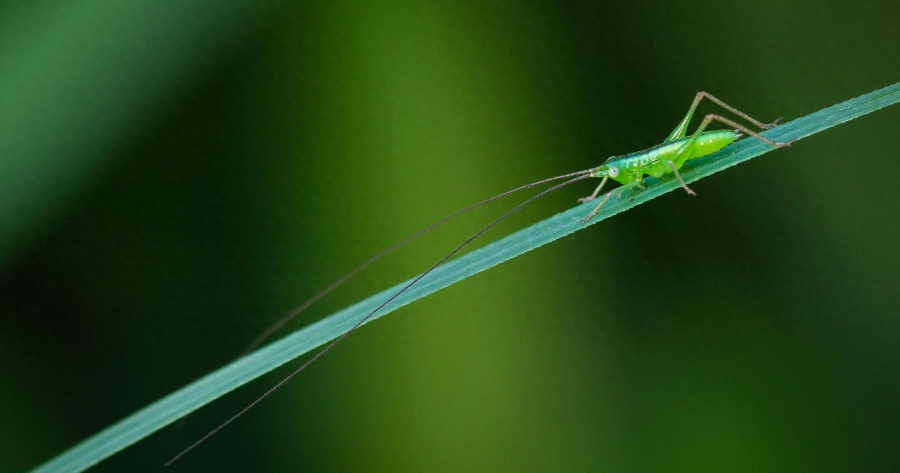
30,82,900,473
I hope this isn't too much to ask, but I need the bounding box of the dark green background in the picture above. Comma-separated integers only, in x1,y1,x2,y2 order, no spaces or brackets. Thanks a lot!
2,1,899,472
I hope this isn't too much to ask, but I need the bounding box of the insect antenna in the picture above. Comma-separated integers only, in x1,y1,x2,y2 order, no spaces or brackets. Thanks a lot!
165,172,593,466
239,168,594,355
175,168,594,430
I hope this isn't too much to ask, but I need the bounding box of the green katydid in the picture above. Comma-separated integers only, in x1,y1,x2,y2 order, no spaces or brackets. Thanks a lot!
578,92,793,221
166,92,793,465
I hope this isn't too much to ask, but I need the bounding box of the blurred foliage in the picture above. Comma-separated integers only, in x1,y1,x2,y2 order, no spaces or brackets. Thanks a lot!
1,1,899,472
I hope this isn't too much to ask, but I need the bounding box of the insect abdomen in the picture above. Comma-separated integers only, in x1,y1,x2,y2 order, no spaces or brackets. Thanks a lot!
682,130,736,160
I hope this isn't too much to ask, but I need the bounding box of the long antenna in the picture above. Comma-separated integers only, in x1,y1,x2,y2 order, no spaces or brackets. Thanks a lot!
239,168,594,356
165,173,593,465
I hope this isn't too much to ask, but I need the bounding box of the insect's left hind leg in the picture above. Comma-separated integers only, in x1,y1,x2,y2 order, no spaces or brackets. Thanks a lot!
672,113,794,169
664,112,793,197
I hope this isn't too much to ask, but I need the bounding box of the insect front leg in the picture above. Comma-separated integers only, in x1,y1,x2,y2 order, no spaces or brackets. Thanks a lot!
581,190,615,222
577,176,608,203
581,181,640,223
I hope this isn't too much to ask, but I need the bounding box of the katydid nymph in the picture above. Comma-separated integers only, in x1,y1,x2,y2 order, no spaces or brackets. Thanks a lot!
578,92,792,221
166,92,793,465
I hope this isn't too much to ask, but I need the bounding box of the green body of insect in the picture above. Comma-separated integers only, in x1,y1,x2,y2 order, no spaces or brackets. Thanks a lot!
579,92,793,221
599,130,736,184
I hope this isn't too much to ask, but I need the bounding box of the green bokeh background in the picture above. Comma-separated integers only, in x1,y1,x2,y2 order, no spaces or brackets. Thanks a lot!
2,1,899,472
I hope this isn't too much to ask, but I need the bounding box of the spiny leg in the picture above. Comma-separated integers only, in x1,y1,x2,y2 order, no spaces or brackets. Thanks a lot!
581,190,614,223
672,113,793,170
581,181,639,223
577,176,608,203
665,91,783,142
708,114,793,148
697,92,782,129
666,160,696,196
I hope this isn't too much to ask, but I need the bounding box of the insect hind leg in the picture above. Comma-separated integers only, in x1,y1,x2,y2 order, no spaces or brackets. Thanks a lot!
673,113,793,169
666,91,783,142
707,114,794,149
696,92,782,130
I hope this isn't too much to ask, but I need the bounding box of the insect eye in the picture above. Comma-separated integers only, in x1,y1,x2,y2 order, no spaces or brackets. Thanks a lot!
608,167,619,178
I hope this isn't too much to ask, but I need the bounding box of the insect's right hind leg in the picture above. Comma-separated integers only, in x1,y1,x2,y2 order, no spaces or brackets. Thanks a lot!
665,91,783,143
696,92,782,130
671,113,793,170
